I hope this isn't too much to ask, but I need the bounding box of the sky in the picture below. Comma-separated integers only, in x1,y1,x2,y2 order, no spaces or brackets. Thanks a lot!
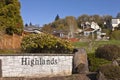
20,0,120,26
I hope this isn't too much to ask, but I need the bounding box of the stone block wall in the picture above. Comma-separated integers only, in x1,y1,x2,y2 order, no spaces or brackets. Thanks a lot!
0,54,73,78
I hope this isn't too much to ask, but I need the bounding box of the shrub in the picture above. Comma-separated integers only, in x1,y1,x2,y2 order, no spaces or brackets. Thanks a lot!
110,30,120,40
95,44,120,61
88,53,110,72
102,29,111,37
99,64,120,80
21,33,74,53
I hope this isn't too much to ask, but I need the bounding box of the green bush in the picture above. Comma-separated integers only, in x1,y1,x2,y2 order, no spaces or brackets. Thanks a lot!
99,64,120,80
21,33,74,53
95,44,120,61
110,30,120,40
88,53,110,72
102,29,111,37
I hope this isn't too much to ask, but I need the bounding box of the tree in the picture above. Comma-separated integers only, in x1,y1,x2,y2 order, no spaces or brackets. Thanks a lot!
116,12,120,18
65,16,78,38
41,24,53,33
55,14,60,21
92,15,104,28
77,14,90,28
29,22,32,26
103,15,112,29
25,23,28,27
0,0,23,35
42,18,70,34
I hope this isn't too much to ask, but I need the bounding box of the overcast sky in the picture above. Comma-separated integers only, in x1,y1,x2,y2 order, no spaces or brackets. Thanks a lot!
20,0,120,26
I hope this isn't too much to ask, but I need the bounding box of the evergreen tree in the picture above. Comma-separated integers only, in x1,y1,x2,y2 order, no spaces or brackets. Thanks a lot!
55,14,60,21
25,23,28,27
116,12,120,18
0,0,23,35
29,22,32,26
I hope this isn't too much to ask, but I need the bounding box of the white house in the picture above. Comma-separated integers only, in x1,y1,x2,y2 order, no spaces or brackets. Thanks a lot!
91,22,100,30
82,21,108,40
112,18,120,30
83,21,101,36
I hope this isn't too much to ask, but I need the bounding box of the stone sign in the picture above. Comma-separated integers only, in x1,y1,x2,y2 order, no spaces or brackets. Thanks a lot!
0,54,73,77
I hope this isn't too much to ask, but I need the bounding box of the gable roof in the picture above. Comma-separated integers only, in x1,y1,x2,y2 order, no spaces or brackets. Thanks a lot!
84,28,94,31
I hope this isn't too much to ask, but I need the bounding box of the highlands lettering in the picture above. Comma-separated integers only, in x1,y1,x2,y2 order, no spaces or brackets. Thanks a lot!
21,57,58,67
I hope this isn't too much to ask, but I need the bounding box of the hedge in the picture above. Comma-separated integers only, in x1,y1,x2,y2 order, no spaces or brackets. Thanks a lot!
21,33,74,53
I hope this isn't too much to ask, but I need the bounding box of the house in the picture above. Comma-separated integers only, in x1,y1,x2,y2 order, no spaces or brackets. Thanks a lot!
52,30,69,38
84,28,95,36
83,21,101,36
81,21,108,40
91,22,100,30
112,18,120,30
23,25,42,34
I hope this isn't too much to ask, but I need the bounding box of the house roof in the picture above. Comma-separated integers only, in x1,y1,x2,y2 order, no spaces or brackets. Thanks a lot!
84,28,94,31
23,26,42,34
24,26,41,31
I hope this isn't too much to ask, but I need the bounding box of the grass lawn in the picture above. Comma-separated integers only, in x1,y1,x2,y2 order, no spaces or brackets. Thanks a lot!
72,40,120,53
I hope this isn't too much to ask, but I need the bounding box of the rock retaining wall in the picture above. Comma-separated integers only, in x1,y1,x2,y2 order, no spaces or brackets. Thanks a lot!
0,48,89,78
0,54,73,78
